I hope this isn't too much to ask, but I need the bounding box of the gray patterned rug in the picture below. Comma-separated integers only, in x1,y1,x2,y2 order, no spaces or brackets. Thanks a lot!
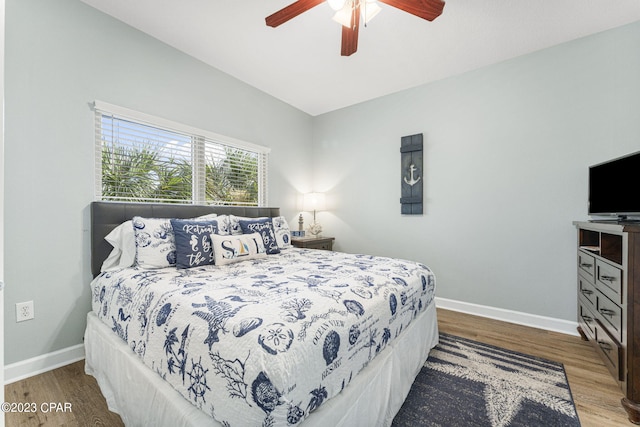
392,333,581,427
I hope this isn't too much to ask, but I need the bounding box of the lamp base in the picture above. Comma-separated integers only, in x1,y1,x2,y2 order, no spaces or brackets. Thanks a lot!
308,221,323,237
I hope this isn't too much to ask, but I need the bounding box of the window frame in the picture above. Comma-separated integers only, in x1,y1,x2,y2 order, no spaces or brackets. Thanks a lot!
94,101,270,206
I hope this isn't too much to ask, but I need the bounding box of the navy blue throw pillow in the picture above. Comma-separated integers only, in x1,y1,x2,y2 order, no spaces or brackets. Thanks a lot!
239,218,281,255
170,219,219,269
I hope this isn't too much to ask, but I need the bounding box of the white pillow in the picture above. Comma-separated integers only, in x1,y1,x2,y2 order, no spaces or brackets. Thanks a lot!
212,214,232,235
211,232,267,266
272,216,292,249
101,248,122,272
100,220,136,271
196,213,218,220
228,215,253,235
132,217,177,269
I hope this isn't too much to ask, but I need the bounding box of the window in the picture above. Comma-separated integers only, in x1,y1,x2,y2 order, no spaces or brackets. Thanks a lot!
94,101,269,206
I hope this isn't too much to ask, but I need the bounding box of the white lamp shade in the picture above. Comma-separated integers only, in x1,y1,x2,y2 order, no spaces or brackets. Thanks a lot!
303,193,327,212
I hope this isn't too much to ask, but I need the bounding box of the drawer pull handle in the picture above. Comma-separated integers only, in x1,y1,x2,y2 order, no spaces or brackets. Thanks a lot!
581,315,593,322
598,341,612,352
581,289,594,296
600,275,617,282
599,308,616,317
580,263,593,268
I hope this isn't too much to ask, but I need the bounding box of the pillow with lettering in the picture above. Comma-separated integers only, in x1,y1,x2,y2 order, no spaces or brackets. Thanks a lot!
170,219,219,269
132,217,176,269
211,233,267,266
239,218,281,254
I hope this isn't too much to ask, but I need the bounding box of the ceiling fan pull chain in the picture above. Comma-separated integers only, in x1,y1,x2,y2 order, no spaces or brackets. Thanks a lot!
362,0,368,28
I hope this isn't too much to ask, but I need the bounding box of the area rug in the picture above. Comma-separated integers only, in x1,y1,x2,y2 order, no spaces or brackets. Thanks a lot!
392,333,581,427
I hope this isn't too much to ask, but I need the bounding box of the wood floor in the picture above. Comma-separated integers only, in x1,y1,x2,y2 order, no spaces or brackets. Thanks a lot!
4,359,124,427
4,308,632,426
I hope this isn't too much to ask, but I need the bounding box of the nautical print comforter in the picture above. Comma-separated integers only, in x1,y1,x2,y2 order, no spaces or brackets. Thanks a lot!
90,248,436,427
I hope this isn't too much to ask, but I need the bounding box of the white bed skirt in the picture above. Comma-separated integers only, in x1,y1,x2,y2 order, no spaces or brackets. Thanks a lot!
84,302,438,427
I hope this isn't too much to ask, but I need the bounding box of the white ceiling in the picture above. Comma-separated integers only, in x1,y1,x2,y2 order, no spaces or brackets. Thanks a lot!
80,0,640,116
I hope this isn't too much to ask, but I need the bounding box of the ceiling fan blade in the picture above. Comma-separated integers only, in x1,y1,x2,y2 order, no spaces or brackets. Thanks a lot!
341,3,361,56
266,0,326,27
378,0,445,21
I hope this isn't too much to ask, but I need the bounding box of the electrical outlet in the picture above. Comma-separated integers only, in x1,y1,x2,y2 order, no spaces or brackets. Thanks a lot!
16,301,34,322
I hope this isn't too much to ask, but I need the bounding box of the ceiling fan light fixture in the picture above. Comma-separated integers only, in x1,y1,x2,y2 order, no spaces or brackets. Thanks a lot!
363,2,381,23
327,0,347,11
266,0,445,56
332,4,353,28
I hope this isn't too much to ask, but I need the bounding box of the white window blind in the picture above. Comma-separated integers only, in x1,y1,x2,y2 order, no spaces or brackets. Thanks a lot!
94,101,269,206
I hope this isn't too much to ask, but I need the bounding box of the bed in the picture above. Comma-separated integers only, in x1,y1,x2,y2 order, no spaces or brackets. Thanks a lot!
84,201,438,427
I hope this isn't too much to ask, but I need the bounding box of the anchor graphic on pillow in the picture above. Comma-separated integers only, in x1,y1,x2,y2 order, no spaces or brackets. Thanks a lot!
403,164,421,186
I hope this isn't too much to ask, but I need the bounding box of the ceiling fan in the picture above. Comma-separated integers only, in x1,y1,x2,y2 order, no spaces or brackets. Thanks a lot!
266,0,445,56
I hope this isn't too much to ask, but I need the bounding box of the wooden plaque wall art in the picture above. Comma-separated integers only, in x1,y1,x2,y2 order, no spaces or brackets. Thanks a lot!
400,133,423,215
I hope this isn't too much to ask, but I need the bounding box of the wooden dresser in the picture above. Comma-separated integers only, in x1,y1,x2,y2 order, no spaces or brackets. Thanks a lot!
574,220,640,423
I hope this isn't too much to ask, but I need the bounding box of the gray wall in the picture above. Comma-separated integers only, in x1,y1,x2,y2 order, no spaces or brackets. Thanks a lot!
4,0,313,364
312,21,640,321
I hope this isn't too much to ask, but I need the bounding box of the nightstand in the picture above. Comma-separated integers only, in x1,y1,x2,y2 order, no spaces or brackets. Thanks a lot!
291,236,335,251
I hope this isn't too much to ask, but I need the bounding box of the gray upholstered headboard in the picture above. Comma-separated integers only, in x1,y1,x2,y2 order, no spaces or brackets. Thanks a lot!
91,201,280,277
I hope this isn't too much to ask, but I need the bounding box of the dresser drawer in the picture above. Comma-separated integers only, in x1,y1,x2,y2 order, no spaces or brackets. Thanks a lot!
596,259,623,305
309,241,332,250
596,292,623,343
578,251,595,279
578,275,597,311
595,320,623,381
578,300,597,340
291,237,335,251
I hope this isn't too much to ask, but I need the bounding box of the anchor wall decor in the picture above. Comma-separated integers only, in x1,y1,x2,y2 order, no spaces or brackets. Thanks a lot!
400,133,423,215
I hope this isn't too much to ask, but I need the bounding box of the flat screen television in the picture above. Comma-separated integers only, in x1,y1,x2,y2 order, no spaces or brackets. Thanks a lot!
589,150,640,219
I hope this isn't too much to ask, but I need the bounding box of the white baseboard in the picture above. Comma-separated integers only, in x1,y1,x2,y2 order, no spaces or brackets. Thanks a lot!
435,297,580,337
4,344,85,385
